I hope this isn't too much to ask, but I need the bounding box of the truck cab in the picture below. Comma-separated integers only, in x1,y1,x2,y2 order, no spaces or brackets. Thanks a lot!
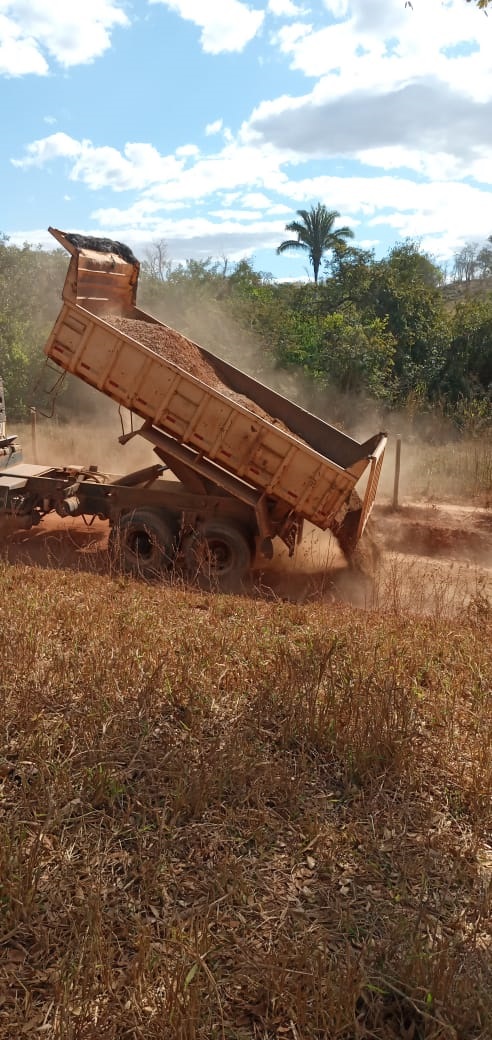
0,378,23,469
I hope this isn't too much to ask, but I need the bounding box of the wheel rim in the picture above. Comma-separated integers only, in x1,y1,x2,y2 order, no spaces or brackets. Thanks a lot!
205,537,234,574
126,527,154,562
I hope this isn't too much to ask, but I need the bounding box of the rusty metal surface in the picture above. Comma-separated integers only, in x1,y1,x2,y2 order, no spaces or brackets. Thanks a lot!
49,227,139,314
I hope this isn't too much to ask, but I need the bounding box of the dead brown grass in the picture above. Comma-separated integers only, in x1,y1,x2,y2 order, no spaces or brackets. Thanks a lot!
0,563,491,1039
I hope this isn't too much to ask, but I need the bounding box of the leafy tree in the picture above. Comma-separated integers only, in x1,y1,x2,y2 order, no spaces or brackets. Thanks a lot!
367,242,450,397
322,246,377,313
0,236,65,418
443,296,492,406
276,204,354,285
226,258,270,295
278,309,395,398
476,239,492,277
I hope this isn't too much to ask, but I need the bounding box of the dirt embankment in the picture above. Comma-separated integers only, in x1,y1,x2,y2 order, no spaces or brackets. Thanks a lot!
375,502,492,564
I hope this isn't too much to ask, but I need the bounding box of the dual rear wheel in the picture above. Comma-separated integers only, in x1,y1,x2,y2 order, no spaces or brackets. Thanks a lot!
182,521,252,591
109,509,252,590
108,509,175,579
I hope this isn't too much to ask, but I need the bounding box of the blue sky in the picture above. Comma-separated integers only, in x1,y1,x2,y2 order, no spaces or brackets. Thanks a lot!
2,0,492,281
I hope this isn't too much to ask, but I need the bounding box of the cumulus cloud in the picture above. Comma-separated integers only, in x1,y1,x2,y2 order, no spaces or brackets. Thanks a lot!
98,217,285,262
12,132,83,167
252,0,492,188
0,13,46,74
267,0,306,17
149,0,264,54
205,119,224,136
250,80,492,182
12,134,186,191
0,0,128,75
240,191,277,208
176,144,200,157
278,171,492,258
12,131,293,201
9,0,492,266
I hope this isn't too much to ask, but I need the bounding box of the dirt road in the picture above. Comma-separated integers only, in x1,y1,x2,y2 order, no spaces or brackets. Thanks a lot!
2,501,491,616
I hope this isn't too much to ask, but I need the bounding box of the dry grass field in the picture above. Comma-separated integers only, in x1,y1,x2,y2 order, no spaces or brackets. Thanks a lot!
0,546,491,1039
1,423,491,1038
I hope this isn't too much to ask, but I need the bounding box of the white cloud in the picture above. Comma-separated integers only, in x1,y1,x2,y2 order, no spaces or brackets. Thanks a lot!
240,191,274,208
103,216,285,262
205,119,223,136
12,130,294,202
322,0,348,15
210,208,263,221
176,143,200,157
12,132,83,167
10,0,492,271
272,0,492,98
250,79,492,183
267,0,305,17
0,12,48,74
272,21,312,52
12,134,187,191
12,114,492,264
149,0,264,54
278,172,492,258
0,0,128,75
251,0,492,190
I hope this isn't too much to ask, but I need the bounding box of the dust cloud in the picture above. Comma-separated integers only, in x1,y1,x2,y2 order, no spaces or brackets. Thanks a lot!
137,288,487,503
19,393,154,476
140,291,358,432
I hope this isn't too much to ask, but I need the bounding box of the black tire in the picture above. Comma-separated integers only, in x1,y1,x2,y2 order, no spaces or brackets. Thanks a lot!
183,520,252,591
109,509,176,579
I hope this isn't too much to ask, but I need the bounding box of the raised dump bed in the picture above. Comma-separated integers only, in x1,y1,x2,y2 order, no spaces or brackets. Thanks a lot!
44,229,386,561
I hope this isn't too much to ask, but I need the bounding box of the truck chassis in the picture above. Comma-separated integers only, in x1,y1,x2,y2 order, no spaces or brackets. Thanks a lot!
0,422,301,589
0,420,382,590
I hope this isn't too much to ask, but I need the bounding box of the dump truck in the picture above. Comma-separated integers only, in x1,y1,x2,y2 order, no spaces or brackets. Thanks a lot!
0,228,387,588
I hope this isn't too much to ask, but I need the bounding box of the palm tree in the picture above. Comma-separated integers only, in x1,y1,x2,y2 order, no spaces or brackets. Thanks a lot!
276,204,354,284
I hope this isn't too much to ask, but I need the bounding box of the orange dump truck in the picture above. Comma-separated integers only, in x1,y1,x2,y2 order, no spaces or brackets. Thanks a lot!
0,229,386,588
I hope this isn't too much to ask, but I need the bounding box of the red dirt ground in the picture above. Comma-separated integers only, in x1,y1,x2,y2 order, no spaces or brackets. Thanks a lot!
2,500,491,615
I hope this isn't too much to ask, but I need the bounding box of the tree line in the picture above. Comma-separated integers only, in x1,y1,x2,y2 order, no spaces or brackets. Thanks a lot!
0,215,491,434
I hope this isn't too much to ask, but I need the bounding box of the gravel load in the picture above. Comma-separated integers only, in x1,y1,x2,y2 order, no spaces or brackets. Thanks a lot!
65,234,139,265
104,314,301,436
